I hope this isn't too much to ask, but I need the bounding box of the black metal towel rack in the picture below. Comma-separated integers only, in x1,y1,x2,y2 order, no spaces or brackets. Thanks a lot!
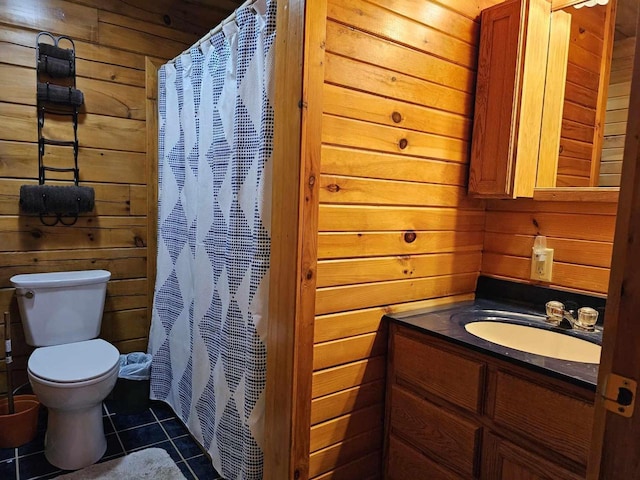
35,32,80,187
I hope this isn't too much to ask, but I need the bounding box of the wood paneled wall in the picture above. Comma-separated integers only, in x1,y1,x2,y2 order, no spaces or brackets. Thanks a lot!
0,0,231,394
307,1,499,477
601,36,635,186
557,3,610,187
482,199,616,295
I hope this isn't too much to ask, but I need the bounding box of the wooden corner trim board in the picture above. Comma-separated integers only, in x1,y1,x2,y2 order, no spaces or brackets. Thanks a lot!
264,0,320,479
145,57,163,326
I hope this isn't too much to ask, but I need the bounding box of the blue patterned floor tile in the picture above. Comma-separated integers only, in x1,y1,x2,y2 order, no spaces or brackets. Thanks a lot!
103,414,115,435
151,401,176,420
0,458,16,480
18,451,60,479
103,433,124,459
161,417,190,438
118,423,168,452
109,409,156,431
176,460,196,480
186,454,221,479
16,427,45,457
0,447,15,462
173,435,205,460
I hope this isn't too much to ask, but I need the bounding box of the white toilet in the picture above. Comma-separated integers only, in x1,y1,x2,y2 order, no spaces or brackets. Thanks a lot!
10,270,120,471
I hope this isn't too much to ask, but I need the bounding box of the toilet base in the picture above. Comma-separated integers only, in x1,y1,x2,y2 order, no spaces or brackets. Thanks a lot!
44,402,106,470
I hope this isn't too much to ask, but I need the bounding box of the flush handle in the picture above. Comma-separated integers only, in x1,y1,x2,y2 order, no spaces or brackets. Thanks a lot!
15,290,34,299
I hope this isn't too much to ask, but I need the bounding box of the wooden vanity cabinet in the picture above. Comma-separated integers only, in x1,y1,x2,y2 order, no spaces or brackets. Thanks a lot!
384,324,595,479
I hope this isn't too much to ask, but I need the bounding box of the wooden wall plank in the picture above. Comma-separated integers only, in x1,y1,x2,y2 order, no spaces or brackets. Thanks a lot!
316,252,482,288
325,21,474,94
320,146,469,186
309,428,383,478
0,216,147,251
325,54,472,115
318,205,485,232
101,307,149,342
319,175,482,208
0,0,99,42
314,294,474,344
0,142,146,184
311,381,386,425
310,405,383,452
312,357,386,400
98,22,189,59
323,111,473,157
313,332,388,371
318,231,484,260
0,103,146,152
313,451,382,480
104,278,147,312
375,0,480,44
70,0,228,36
326,0,478,69
322,86,471,141
97,10,198,45
315,273,478,315
0,23,150,69
485,210,616,242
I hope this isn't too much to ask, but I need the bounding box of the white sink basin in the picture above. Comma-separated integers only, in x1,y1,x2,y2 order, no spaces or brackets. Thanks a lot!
464,321,601,364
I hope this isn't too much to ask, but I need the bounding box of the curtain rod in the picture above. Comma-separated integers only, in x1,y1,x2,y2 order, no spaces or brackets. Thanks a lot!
168,0,254,64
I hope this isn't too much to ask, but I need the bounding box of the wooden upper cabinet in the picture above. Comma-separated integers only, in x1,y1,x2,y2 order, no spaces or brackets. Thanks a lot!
469,0,558,198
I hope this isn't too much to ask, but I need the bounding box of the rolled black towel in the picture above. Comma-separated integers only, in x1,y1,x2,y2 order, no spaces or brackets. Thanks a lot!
37,82,84,106
20,185,95,215
37,55,75,77
38,43,74,61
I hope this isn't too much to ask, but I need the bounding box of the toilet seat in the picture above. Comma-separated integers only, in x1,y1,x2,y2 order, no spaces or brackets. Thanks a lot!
28,339,119,385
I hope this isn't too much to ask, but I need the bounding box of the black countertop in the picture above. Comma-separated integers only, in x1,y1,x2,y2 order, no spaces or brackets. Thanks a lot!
384,298,601,391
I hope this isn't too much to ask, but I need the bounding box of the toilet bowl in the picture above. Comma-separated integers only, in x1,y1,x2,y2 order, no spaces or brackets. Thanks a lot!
28,339,119,470
10,270,119,471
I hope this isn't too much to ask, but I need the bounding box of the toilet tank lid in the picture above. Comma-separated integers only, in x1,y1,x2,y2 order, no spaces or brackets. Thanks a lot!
10,270,111,288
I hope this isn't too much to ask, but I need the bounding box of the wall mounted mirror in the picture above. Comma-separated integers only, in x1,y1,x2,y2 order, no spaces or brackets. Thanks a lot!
548,0,638,189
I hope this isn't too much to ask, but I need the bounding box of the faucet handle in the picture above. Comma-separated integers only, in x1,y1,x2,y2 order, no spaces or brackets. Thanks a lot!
577,307,598,331
545,300,565,324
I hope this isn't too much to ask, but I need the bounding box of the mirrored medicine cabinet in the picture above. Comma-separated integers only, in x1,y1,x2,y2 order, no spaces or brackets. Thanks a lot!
469,0,638,201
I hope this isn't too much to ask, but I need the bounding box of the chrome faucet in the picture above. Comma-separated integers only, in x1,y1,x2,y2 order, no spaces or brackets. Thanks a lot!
545,301,598,331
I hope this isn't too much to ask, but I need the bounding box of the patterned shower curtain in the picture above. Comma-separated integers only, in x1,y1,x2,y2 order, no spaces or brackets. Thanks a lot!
148,1,275,478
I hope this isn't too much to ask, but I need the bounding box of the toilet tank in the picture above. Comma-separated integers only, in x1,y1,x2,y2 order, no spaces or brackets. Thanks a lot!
10,270,111,347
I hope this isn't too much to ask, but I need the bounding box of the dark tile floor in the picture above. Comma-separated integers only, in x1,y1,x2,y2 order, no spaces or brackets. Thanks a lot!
0,399,222,480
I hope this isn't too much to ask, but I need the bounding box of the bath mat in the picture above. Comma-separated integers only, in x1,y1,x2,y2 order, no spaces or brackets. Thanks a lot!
54,448,186,480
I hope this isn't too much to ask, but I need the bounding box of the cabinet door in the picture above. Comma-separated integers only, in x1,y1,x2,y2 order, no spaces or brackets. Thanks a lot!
386,435,463,480
482,432,583,480
469,0,522,198
490,370,594,466
388,385,482,477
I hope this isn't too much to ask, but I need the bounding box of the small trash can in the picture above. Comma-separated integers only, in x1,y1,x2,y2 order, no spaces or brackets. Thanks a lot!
110,353,152,415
